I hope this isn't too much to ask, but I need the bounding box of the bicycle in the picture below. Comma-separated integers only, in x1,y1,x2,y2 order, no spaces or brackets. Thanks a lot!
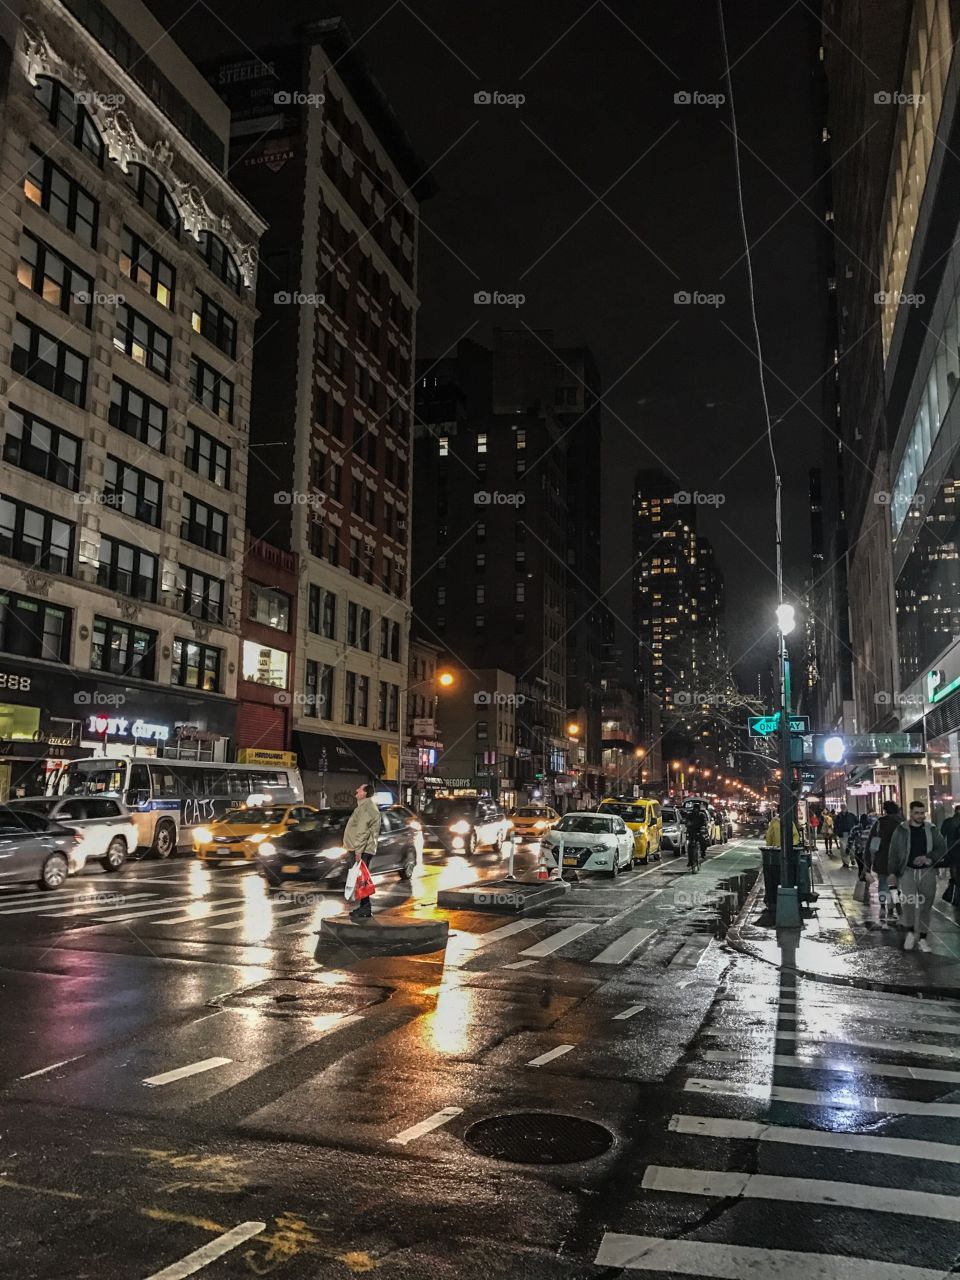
687,834,703,873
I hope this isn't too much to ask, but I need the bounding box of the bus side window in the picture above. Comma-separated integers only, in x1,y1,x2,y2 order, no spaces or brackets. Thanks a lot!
150,766,181,798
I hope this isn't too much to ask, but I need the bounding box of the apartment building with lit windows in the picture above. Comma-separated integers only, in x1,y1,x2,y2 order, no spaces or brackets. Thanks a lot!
207,23,433,806
0,0,266,798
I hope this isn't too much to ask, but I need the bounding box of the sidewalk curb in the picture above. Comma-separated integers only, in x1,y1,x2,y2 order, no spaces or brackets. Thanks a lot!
725,877,960,1001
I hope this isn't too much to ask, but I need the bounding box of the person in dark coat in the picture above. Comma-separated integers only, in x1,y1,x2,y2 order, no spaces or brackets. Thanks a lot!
833,803,858,868
865,800,902,919
942,805,960,924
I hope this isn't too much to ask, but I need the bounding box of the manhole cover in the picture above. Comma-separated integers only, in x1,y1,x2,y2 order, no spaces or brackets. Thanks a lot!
212,979,390,1018
463,1112,613,1164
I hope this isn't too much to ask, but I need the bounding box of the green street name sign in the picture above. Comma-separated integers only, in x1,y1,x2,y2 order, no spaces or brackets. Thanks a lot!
748,713,810,736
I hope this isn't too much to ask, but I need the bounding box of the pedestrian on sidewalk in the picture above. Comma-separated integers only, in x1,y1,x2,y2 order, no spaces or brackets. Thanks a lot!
865,800,901,921
888,799,947,952
833,803,858,867
344,782,382,920
821,810,835,856
943,805,960,925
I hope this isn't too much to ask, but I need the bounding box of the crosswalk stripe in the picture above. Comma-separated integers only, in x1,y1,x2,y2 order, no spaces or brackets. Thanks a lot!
206,905,312,931
699,1049,960,1085
0,893,154,917
519,922,598,958
771,1030,960,1059
594,1234,947,1279
100,896,250,924
462,919,543,949
591,927,656,965
41,894,160,917
158,899,281,925
143,1056,232,1087
773,1011,960,1034
685,1076,960,1116
612,1004,647,1021
774,995,960,1019
669,1113,960,1163
502,959,538,970
641,1164,960,1222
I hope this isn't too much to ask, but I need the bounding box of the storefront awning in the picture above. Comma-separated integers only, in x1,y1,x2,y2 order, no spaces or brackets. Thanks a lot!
294,731,385,778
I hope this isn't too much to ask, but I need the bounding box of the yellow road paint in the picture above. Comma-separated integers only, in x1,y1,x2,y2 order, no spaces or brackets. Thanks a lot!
97,1146,252,1194
140,1207,229,1234
338,1252,378,1273
0,1178,83,1200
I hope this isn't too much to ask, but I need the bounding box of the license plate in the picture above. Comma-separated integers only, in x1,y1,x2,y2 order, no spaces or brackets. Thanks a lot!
281,864,300,874
563,855,577,866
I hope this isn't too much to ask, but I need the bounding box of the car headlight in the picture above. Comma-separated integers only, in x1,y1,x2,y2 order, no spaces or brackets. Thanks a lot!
593,843,612,852
258,841,275,857
194,826,212,844
249,833,267,844
450,820,471,835
534,820,547,830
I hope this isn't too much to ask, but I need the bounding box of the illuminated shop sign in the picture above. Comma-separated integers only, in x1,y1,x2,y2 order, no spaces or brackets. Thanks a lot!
86,715,169,742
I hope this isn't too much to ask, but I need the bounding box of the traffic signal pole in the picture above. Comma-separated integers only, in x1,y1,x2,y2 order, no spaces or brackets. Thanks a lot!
776,629,801,928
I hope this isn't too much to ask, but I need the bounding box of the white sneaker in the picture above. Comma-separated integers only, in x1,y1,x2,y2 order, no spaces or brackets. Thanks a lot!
918,937,932,953
904,931,916,951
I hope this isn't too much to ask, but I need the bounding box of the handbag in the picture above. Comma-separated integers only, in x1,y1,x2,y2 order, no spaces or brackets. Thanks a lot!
344,862,360,901
354,859,376,901
853,878,868,903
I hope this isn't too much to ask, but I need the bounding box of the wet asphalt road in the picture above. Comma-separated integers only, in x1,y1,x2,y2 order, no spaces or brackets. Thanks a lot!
1,839,959,1279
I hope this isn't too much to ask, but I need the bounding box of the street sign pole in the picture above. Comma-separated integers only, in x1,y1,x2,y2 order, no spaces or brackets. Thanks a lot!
776,638,801,927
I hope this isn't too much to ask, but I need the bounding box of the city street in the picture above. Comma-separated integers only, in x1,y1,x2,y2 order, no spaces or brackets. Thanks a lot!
1,841,959,1278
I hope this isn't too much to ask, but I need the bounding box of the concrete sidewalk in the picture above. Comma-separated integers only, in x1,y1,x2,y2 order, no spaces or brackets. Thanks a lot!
728,850,960,996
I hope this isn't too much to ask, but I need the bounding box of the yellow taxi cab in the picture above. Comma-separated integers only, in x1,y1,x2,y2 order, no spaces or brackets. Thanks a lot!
597,797,662,865
193,803,318,865
507,805,561,843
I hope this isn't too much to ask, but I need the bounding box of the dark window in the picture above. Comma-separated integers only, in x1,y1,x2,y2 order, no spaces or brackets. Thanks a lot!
120,226,175,308
307,584,321,633
365,488,376,523
351,477,363,512
179,565,224,622
18,232,92,323
23,147,97,246
180,495,227,555
3,407,80,490
322,590,336,637
356,674,369,726
304,660,333,719
171,638,221,691
248,582,290,630
95,534,157,602
109,379,166,451
198,230,241,292
123,164,180,235
189,356,234,422
191,291,237,357
0,590,70,661
12,315,87,405
91,615,156,679
185,423,230,486
104,455,161,526
344,670,357,724
114,303,170,377
33,77,103,165
0,494,73,573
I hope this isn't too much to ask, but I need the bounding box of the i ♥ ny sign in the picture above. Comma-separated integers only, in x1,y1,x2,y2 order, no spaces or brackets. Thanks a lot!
87,715,169,742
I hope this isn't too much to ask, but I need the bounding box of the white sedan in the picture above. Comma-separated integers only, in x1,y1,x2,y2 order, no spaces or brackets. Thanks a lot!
540,812,636,877
6,796,137,873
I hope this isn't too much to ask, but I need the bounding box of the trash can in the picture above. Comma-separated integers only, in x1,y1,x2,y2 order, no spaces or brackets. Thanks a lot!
797,851,819,904
761,847,780,910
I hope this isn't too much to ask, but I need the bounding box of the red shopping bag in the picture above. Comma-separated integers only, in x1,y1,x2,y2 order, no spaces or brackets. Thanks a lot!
354,859,376,900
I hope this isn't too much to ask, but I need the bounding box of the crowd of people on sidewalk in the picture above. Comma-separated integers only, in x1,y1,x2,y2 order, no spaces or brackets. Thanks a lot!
813,799,960,952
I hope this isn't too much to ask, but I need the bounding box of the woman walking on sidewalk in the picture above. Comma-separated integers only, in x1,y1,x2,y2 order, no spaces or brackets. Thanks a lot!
821,810,835,857
888,800,947,952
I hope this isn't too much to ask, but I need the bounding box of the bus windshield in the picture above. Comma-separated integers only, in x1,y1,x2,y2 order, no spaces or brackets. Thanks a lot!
58,759,128,795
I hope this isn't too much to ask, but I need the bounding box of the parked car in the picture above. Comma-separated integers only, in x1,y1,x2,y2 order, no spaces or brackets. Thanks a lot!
192,803,319,865
0,807,83,889
419,795,510,855
659,806,688,854
507,806,561,843
597,797,662,864
256,805,419,888
541,812,636,877
6,796,136,872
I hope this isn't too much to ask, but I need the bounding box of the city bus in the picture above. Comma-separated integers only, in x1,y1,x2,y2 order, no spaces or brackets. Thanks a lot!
51,757,304,857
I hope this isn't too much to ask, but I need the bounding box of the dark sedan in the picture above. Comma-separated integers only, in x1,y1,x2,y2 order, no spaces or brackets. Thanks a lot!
0,807,82,890
255,806,419,888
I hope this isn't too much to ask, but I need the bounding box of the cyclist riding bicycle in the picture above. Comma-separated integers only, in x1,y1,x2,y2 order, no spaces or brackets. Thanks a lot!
684,807,709,872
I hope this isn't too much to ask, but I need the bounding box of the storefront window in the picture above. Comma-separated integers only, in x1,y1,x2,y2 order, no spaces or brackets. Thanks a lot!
926,731,958,828
895,458,960,686
0,703,40,739
241,640,288,689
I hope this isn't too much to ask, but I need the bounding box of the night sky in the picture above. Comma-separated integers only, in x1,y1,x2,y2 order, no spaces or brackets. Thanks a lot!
150,0,831,688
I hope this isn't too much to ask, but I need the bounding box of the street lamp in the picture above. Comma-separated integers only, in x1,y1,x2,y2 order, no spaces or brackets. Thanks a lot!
401,668,457,807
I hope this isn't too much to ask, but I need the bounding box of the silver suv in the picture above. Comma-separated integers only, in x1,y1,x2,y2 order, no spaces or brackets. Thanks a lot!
7,796,137,873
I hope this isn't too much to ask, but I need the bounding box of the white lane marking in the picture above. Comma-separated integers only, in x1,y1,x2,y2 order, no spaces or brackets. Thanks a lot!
502,958,539,969
143,1056,232,1087
774,1011,960,1035
206,905,314,931
117,898,253,925
145,1221,266,1280
18,1055,85,1080
0,893,157,917
642,1163,960,1223
519,921,598,957
42,894,161,917
767,1053,960,1084
685,1077,960,1117
670,942,709,968
592,927,657,965
527,1044,575,1067
670,1113,960,1163
775,996,960,1017
613,1004,646,1021
772,1030,960,1059
94,895,248,923
594,1234,946,1279
609,887,663,925
388,1106,462,1146
463,918,543,949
